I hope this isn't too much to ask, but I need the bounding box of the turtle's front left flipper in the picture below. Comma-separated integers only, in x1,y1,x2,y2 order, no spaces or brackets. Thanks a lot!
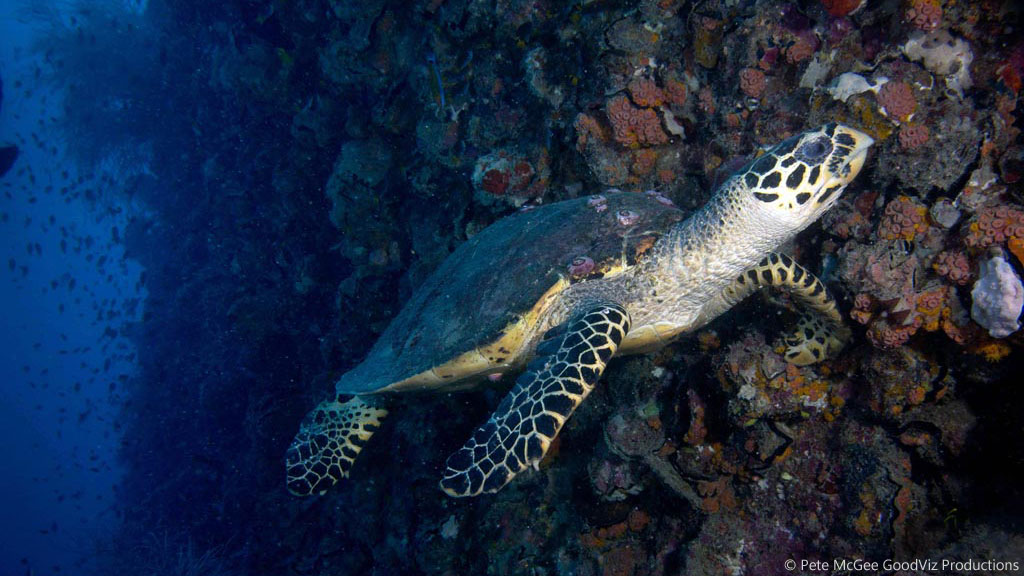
440,303,630,497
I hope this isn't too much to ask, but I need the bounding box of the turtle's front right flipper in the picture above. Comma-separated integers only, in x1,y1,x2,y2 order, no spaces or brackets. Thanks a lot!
440,303,630,497
720,253,849,365
286,395,387,496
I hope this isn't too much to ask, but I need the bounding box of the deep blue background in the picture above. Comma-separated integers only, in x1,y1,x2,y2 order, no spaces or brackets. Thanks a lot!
0,3,144,574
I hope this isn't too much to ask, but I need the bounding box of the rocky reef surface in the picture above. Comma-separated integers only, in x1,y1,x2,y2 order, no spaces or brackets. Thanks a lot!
39,0,1024,573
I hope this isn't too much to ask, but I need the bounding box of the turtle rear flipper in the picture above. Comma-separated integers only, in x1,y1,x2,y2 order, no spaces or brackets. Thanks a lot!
286,395,387,496
440,303,630,497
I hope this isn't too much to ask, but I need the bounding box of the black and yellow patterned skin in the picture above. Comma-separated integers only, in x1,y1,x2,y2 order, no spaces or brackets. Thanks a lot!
439,304,629,497
285,396,387,496
719,253,849,364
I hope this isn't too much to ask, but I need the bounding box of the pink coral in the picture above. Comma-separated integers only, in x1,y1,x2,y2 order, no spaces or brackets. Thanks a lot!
472,150,547,205
628,77,665,108
739,68,767,98
786,36,817,64
855,293,874,309
846,245,974,349
575,113,607,151
879,195,929,241
867,319,920,349
855,288,952,348
852,293,875,324
663,76,688,106
898,124,930,150
964,204,1024,248
906,0,942,30
606,95,668,148
877,81,917,120
933,251,971,285
917,286,950,326
916,287,947,320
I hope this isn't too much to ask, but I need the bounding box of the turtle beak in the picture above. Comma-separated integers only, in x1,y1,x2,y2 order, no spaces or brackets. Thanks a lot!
838,126,874,181
819,125,873,193
809,125,873,207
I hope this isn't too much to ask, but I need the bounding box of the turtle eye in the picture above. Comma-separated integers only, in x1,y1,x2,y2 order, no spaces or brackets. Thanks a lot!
796,136,832,163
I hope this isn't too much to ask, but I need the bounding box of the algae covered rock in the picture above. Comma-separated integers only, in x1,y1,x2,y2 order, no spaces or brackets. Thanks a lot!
326,138,393,231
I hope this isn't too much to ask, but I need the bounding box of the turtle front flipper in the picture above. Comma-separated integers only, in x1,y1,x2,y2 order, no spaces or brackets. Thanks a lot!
285,395,387,496
440,303,630,497
783,313,849,365
722,253,849,365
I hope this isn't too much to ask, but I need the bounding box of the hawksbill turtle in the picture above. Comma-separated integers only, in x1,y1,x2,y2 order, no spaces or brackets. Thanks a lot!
286,123,873,498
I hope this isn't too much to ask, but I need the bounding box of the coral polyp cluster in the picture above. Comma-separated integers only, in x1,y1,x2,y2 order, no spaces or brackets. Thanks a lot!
739,67,767,99
877,80,917,121
933,250,972,285
879,195,929,241
906,0,943,30
606,95,669,149
964,205,1024,248
471,149,549,207
898,124,930,149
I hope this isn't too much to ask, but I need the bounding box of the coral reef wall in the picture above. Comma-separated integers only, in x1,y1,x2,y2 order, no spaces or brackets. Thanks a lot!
46,0,1024,573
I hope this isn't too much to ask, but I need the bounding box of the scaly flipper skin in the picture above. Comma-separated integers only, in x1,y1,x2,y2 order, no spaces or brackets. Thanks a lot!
285,396,387,496
439,304,631,497
722,252,849,364
784,313,846,365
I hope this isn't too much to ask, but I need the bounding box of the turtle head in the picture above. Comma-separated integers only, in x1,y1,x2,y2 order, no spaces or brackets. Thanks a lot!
737,123,873,228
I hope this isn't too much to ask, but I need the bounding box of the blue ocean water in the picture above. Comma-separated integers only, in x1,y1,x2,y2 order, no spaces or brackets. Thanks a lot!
1,3,144,574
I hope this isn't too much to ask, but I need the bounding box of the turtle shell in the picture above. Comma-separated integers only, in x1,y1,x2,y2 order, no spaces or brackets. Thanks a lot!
336,191,684,394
